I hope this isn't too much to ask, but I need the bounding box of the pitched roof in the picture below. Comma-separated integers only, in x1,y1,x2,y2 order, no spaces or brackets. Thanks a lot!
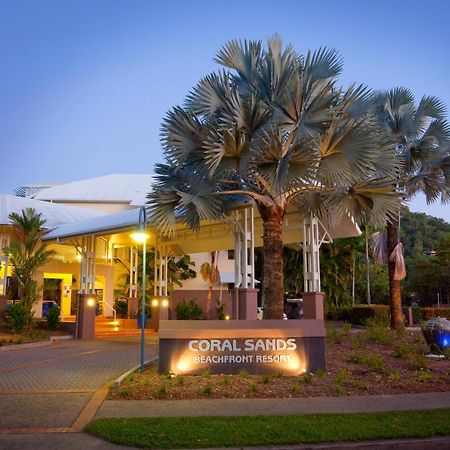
43,208,141,240
33,174,152,205
0,195,103,228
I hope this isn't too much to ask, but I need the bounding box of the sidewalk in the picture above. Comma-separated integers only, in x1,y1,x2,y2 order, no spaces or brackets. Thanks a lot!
96,391,450,419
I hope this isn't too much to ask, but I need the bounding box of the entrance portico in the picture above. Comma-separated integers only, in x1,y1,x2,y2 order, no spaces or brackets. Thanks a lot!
43,202,360,338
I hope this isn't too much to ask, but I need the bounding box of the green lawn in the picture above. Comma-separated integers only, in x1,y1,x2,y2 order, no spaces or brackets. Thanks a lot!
86,409,450,449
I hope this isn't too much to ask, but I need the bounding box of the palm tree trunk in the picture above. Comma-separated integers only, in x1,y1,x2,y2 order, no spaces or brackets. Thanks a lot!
259,204,285,319
387,221,404,329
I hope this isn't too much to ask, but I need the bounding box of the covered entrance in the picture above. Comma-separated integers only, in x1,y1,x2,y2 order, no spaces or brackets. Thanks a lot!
43,203,360,339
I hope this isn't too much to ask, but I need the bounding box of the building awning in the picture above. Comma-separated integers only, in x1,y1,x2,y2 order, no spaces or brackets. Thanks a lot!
43,208,142,241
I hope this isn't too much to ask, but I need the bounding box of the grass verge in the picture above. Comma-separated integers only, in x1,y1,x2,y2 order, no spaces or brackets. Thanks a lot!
86,409,450,449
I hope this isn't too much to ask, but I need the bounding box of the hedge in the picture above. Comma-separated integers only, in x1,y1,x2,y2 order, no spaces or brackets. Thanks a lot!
326,305,450,325
326,305,389,325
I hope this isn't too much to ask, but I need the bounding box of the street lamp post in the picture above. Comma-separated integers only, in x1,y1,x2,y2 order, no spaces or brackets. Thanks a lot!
131,206,149,373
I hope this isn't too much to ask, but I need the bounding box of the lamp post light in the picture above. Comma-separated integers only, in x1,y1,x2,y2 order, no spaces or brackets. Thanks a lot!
130,206,149,373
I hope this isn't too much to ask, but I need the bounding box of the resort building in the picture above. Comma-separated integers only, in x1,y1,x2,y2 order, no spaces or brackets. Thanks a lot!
0,174,360,336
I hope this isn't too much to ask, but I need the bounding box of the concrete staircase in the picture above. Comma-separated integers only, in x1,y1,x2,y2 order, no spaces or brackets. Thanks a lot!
94,316,155,337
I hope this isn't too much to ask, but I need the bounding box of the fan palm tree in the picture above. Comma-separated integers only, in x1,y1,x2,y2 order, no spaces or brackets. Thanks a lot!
4,208,55,327
148,36,401,319
372,89,450,328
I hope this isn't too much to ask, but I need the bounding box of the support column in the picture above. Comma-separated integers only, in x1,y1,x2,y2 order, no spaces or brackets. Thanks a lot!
232,206,257,319
231,287,239,320
77,236,97,338
303,213,321,293
154,244,168,297
76,293,96,339
128,246,138,315
238,288,258,320
0,234,10,297
302,292,324,320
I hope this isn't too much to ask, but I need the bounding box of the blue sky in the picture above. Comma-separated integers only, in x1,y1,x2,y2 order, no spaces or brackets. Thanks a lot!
1,0,449,221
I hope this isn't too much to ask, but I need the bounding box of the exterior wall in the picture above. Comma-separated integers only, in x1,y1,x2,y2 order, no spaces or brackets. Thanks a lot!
34,260,115,319
168,251,234,320
169,289,233,320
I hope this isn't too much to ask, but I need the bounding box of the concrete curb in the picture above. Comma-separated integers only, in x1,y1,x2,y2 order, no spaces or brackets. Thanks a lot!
192,436,450,450
0,341,51,352
111,356,159,387
0,334,73,352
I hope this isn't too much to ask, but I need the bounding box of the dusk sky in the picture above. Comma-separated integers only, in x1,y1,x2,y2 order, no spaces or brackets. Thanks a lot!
1,0,449,221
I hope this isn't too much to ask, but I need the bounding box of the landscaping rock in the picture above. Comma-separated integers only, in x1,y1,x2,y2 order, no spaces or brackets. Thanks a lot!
422,318,450,353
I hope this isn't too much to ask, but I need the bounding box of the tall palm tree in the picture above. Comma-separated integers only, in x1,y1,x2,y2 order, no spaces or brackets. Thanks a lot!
148,37,401,319
4,208,55,327
372,89,450,328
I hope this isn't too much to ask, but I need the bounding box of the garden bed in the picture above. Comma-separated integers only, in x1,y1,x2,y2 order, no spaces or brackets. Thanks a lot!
0,327,69,346
108,325,450,400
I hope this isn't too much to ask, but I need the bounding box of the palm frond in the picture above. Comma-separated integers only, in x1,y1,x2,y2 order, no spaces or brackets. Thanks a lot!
416,95,447,121
389,242,406,280
303,47,343,80
185,70,231,116
370,231,387,264
214,39,262,83
160,107,206,163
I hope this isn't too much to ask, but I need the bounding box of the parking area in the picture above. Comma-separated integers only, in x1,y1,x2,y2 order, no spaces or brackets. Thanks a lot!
0,336,158,429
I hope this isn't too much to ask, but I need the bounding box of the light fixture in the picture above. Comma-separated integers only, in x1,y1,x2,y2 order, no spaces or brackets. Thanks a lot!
151,298,159,307
225,315,230,320
130,231,149,244
161,298,169,308
86,297,96,307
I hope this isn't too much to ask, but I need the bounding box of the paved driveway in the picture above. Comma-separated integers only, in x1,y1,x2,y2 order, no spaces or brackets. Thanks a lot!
0,336,158,429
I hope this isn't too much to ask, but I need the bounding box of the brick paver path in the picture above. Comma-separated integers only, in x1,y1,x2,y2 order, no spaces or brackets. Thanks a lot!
0,336,158,429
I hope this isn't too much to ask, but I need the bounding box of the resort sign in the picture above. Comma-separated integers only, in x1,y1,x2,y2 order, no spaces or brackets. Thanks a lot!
159,320,325,376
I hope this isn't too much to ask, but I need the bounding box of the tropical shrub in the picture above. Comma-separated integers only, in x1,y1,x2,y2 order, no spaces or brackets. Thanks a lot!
216,299,226,320
175,298,204,320
6,302,29,333
46,306,61,330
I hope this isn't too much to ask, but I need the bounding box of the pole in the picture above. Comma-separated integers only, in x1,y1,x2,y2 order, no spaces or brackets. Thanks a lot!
140,207,147,373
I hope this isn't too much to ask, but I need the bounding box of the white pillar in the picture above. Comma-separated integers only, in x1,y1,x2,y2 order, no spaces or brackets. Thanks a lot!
303,213,321,293
0,234,10,296
233,206,255,288
129,246,138,298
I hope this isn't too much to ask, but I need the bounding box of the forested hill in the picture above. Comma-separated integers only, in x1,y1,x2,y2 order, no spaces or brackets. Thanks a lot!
400,207,450,257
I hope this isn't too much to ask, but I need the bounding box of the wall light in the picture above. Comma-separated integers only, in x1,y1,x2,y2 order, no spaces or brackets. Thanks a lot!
161,298,169,308
151,298,159,307
225,315,230,321
86,297,96,307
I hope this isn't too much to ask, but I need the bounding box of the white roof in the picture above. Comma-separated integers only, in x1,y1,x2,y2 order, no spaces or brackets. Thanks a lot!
33,174,152,205
0,195,104,228
43,208,142,240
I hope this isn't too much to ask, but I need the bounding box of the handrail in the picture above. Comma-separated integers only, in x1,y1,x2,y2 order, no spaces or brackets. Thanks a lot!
100,299,117,321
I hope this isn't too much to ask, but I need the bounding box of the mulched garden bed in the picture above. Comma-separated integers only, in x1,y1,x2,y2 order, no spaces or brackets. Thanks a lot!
0,327,69,346
108,325,450,400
